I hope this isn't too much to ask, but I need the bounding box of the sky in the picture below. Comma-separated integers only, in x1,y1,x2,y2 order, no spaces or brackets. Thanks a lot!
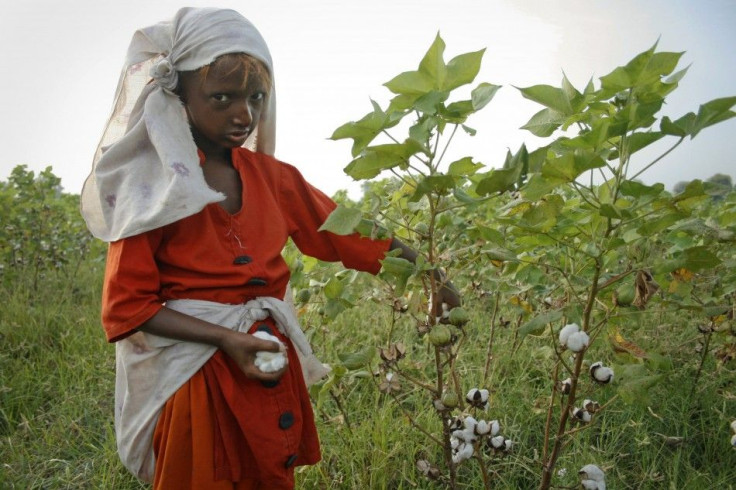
1,0,735,199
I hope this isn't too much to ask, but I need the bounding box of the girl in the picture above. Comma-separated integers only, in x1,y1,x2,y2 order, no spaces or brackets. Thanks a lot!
81,7,458,489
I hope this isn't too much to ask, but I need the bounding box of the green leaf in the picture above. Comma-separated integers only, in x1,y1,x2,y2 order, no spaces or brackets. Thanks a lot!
330,101,392,157
444,49,485,91
410,174,456,202
475,167,519,195
521,108,565,137
338,346,375,370
681,246,721,271
448,157,483,177
379,256,415,295
519,310,563,339
471,82,501,110
344,140,424,180
414,90,449,115
319,204,363,235
620,180,665,198
323,277,344,299
517,84,573,115
691,96,736,137
384,70,435,96
637,211,687,235
541,150,605,182
418,33,447,90
599,203,623,219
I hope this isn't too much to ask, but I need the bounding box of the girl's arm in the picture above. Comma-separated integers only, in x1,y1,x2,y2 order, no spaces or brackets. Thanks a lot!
139,307,286,382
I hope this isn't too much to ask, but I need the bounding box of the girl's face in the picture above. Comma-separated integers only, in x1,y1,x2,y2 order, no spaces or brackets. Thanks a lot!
179,55,269,153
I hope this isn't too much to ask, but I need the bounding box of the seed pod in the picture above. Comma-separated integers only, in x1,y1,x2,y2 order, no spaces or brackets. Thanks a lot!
429,325,452,346
448,307,470,326
295,288,311,303
441,390,459,409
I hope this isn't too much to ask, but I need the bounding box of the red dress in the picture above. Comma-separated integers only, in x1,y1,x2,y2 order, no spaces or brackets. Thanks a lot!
102,148,391,488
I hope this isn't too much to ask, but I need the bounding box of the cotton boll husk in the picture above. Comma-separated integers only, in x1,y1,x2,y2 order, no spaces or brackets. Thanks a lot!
559,323,580,346
566,331,590,352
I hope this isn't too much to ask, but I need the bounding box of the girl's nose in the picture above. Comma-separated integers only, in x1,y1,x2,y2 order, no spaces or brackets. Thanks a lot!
232,100,253,127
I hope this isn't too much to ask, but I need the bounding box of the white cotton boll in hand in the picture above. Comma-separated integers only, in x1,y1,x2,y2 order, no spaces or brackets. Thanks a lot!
566,331,590,352
559,323,579,347
252,331,287,373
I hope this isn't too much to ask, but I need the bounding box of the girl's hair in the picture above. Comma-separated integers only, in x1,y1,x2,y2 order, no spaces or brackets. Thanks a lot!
198,53,271,91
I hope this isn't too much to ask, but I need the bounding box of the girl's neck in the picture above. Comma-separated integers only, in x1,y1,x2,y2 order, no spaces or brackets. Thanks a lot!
192,131,233,164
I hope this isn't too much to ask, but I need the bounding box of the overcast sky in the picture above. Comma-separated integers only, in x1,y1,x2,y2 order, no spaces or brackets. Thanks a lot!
1,0,735,198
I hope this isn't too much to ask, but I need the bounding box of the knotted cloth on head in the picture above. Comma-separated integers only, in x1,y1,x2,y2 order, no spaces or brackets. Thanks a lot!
80,7,276,242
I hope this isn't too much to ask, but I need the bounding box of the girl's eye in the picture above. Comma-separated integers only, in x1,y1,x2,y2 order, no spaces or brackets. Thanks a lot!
251,91,266,102
212,94,230,103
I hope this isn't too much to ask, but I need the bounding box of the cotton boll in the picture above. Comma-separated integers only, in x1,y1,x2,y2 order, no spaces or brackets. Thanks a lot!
590,362,614,384
252,331,287,373
451,441,474,464
489,419,500,436
572,407,592,423
489,435,504,449
731,433,736,449
559,323,580,347
730,419,736,433
475,420,492,435
579,464,605,482
565,331,590,352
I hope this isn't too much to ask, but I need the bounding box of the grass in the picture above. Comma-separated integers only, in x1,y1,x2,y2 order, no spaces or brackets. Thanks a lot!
1,260,735,489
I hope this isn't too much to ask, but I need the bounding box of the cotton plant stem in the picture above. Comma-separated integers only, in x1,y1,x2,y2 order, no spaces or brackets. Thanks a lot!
483,292,501,383
539,259,603,490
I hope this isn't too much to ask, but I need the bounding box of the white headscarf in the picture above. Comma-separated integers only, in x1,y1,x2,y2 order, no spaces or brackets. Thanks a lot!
80,7,277,242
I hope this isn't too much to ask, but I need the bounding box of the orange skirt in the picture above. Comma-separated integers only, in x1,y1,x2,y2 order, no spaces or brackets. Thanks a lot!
152,321,321,489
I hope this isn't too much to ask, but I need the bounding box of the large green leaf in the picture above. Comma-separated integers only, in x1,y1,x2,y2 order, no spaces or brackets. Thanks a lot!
319,204,363,235
344,140,425,180
444,49,486,91
409,174,457,202
448,157,484,176
521,108,565,137
541,149,605,182
471,82,502,111
475,167,519,195
331,100,402,157
518,309,563,339
418,33,447,90
691,96,736,137
517,84,573,115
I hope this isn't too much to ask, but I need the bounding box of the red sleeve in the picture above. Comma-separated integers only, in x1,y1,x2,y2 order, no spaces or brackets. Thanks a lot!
101,229,165,342
279,163,391,274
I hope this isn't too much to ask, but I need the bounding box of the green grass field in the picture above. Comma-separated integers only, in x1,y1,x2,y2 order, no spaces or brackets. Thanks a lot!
1,255,734,489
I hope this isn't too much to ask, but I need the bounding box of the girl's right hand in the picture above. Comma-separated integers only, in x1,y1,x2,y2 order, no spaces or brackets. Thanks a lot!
219,330,288,382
